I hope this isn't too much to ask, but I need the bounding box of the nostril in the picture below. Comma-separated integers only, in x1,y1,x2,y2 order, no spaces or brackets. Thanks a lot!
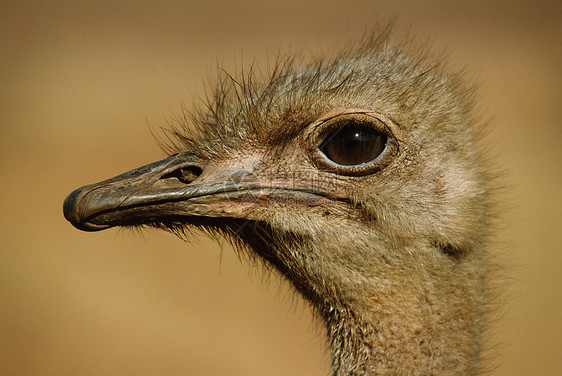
161,165,203,184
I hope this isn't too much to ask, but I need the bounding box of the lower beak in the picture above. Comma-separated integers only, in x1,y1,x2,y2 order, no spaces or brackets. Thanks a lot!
63,152,264,232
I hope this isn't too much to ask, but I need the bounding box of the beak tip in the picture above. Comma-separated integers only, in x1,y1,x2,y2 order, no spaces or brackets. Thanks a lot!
63,188,81,223
63,187,109,232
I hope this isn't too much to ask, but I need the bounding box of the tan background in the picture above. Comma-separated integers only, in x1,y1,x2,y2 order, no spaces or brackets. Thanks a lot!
2,1,560,375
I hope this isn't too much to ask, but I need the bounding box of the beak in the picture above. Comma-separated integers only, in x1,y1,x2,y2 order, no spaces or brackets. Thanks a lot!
63,152,265,232
63,152,344,232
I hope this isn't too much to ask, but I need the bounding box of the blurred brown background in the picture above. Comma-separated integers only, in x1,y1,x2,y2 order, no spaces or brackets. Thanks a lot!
1,1,560,375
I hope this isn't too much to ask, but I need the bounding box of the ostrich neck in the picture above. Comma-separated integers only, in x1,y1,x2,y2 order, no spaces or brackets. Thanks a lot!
318,253,487,376
323,292,483,375
238,223,487,375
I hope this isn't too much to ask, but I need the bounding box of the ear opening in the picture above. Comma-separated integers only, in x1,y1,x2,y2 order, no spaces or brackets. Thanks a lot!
433,240,466,259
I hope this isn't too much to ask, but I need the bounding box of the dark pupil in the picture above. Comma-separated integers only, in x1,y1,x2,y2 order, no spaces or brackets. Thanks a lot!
320,123,387,166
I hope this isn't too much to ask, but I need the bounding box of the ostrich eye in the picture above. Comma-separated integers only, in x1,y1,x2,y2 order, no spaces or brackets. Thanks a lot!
319,121,387,166
311,113,397,176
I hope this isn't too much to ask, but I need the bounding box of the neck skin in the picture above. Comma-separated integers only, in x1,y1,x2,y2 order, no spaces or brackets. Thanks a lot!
248,230,487,376
236,218,488,375
317,250,487,376
323,279,484,376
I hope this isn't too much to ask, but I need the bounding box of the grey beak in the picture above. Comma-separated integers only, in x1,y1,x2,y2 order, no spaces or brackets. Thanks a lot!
63,152,262,231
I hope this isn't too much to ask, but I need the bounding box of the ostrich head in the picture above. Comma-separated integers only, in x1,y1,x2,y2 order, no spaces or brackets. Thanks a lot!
64,33,493,375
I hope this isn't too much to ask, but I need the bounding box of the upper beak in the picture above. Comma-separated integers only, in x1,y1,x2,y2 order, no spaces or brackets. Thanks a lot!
63,152,263,232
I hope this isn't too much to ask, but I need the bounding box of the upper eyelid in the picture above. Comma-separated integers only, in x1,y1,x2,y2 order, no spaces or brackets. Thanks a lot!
306,113,389,147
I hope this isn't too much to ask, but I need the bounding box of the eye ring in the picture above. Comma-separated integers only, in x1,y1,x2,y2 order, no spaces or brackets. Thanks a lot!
310,112,398,176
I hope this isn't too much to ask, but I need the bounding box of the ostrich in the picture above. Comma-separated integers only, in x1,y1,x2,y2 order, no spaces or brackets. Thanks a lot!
63,32,494,375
